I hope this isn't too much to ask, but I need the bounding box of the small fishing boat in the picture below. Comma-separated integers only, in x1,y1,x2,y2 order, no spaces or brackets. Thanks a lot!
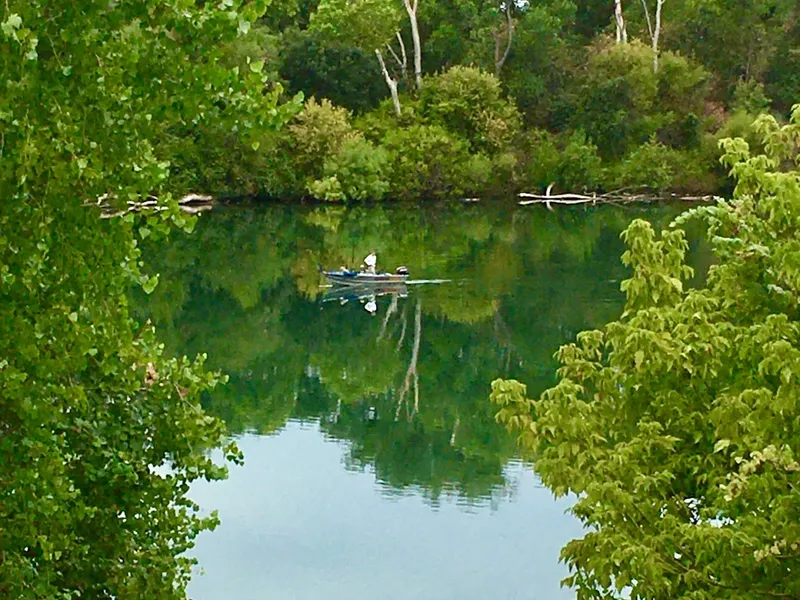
323,266,409,286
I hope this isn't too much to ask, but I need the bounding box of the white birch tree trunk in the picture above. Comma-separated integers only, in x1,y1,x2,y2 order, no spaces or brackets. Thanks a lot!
652,0,664,72
640,0,664,72
639,0,654,40
375,49,401,116
402,0,422,88
396,31,408,69
494,2,513,75
614,0,628,43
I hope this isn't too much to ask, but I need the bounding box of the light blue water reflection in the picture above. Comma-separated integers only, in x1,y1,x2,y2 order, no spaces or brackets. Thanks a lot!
189,424,583,600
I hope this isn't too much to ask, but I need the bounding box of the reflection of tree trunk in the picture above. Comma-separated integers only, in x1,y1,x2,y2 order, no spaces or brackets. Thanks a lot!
396,305,408,351
378,293,399,341
413,371,419,415
493,308,511,345
494,3,513,75
450,415,460,446
493,308,515,374
332,398,342,423
375,49,401,116
396,299,422,420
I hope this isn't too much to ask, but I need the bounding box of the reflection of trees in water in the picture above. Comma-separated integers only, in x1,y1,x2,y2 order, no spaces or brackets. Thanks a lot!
134,202,686,502
395,299,422,420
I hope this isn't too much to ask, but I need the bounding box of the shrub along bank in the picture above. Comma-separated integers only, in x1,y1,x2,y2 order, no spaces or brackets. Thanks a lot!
173,39,786,202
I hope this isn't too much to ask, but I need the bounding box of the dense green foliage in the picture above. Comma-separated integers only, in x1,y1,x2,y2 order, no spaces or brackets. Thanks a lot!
164,0,800,200
0,1,295,597
491,110,800,597
0,200,237,600
3,0,798,594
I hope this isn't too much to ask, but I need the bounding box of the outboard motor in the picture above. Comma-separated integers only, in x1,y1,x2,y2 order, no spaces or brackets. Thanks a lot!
395,266,409,275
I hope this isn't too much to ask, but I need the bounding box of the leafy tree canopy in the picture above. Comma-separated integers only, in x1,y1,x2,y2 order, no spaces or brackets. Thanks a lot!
280,32,386,112
309,0,401,51
0,0,296,598
492,108,800,599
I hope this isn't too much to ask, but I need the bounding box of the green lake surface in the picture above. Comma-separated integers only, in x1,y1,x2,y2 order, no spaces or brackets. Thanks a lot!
135,201,699,599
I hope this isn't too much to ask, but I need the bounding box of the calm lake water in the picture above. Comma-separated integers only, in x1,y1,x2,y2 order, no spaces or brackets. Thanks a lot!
135,201,695,599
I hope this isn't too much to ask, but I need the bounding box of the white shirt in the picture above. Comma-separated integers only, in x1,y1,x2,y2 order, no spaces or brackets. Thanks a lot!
364,253,377,268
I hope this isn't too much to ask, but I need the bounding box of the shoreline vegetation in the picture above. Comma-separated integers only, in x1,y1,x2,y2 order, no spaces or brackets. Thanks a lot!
121,187,718,216
172,1,800,204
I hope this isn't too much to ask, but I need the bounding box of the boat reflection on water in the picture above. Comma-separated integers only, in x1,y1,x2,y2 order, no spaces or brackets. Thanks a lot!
322,283,408,314
320,278,454,314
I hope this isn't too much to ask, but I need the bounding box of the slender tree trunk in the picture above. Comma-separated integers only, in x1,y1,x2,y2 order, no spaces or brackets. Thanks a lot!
494,3,513,75
386,32,409,84
614,0,628,43
375,49,401,116
386,31,408,81
652,0,664,72
387,44,403,71
639,0,653,39
402,0,422,88
396,32,408,78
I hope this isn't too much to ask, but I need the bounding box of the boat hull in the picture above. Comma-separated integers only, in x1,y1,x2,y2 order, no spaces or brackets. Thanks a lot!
323,271,409,286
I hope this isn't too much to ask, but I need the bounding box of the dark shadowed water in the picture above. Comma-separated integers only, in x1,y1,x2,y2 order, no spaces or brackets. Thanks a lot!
135,201,699,599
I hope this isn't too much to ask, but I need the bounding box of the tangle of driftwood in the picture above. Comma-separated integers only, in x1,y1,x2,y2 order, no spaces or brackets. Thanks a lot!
83,193,214,219
519,184,715,209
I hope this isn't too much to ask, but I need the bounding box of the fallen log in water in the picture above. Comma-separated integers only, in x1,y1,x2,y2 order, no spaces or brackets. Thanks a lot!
518,185,716,207
84,193,214,219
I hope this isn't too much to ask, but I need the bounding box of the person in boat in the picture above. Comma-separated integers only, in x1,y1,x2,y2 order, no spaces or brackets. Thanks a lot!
363,250,377,274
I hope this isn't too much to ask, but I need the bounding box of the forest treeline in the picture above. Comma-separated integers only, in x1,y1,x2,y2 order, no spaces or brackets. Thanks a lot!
178,0,800,201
